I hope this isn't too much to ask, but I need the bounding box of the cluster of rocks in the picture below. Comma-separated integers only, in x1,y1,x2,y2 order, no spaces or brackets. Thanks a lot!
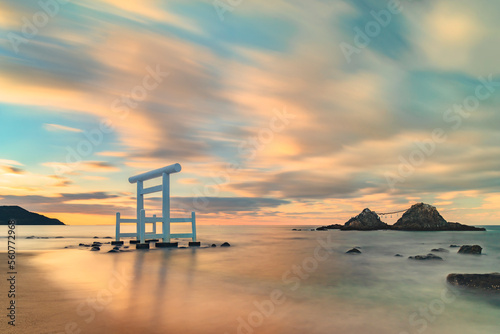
344,243,483,260
80,241,230,251
343,244,496,291
316,203,486,232
408,244,482,261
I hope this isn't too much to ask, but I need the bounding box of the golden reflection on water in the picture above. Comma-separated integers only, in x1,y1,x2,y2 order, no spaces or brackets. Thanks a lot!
32,242,351,333
28,228,500,334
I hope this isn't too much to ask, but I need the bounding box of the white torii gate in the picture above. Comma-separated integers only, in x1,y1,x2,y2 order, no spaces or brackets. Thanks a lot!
113,163,198,249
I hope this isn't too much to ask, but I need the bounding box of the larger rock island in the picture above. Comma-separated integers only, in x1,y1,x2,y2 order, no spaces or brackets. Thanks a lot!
317,203,485,231
0,206,65,225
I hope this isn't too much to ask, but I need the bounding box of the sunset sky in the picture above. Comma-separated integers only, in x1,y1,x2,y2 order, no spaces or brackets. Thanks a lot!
1,0,499,225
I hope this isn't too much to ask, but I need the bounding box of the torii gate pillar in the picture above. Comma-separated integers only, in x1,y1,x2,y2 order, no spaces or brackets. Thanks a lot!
128,163,182,243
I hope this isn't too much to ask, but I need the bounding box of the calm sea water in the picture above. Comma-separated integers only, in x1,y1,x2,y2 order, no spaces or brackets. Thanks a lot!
2,225,500,333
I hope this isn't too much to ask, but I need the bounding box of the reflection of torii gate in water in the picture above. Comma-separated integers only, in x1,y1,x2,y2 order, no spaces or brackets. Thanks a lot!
113,163,200,249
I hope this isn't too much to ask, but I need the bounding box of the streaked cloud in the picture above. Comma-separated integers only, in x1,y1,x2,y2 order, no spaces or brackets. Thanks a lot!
0,165,25,175
0,0,499,225
43,123,83,133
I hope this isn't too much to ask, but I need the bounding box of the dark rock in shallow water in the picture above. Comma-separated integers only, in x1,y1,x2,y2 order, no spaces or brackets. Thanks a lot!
458,245,482,254
409,253,443,261
392,203,485,231
446,222,486,231
447,273,500,291
211,244,216,247
93,236,99,239
326,224,343,229
55,236,64,238
317,224,342,230
450,245,461,248
346,248,361,254
221,242,230,247
108,249,119,253
395,254,403,257
431,248,449,253
90,246,100,251
341,209,388,231
104,236,112,239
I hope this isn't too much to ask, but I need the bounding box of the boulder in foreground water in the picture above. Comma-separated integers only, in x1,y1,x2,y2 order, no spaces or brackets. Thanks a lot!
447,273,500,291
458,245,482,254
346,248,361,254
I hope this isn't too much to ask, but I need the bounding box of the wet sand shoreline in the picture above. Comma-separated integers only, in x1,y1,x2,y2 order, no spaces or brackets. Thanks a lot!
0,252,80,334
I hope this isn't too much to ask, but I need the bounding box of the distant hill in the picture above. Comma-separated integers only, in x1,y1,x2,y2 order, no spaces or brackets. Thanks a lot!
0,206,65,225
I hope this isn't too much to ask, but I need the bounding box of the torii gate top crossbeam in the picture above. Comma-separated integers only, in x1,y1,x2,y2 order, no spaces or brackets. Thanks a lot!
128,163,181,184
